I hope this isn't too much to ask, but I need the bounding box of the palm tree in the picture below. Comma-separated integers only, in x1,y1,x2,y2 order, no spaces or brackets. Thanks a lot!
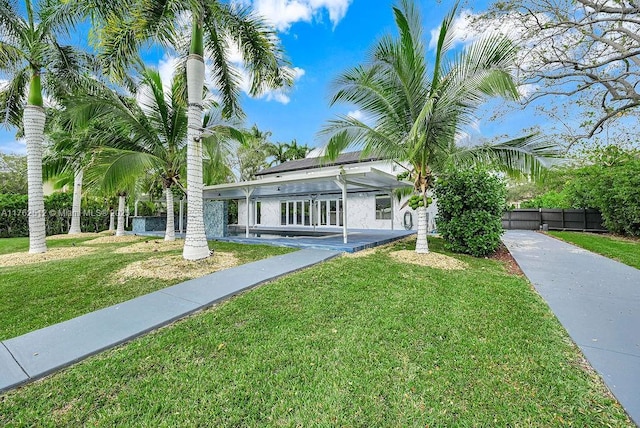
48,0,292,259
0,0,92,252
267,139,310,166
44,108,98,235
72,67,239,241
321,0,558,254
285,139,309,160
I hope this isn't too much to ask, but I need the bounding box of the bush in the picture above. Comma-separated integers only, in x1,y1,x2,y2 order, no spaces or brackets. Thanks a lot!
0,192,110,238
435,168,506,257
520,190,571,208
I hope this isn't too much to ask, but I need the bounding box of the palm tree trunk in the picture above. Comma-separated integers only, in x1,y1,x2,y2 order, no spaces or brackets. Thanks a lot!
24,105,47,253
109,209,115,231
68,168,83,234
165,187,175,241
116,195,126,236
415,206,429,253
182,52,210,260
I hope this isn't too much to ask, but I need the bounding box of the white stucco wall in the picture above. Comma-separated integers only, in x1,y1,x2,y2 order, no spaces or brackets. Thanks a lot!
237,192,438,232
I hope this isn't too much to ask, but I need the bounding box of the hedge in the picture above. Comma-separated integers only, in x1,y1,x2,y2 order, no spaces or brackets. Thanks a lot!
0,192,110,238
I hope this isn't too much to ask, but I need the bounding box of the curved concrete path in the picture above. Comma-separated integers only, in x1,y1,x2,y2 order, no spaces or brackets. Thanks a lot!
502,230,640,426
0,249,340,393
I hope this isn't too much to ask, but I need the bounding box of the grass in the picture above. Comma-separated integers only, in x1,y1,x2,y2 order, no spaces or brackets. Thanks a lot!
0,238,631,426
548,231,640,270
0,235,293,340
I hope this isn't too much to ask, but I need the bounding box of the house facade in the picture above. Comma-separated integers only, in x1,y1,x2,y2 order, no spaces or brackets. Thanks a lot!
203,151,438,236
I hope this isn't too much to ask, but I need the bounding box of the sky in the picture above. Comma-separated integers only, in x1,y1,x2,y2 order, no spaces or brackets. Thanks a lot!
0,0,546,155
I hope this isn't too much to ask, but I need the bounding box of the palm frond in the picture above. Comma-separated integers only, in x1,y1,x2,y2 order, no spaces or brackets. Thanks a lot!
450,134,563,180
0,66,28,128
84,148,159,194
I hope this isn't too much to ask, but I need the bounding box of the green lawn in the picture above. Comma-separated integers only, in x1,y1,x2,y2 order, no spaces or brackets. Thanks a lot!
0,238,631,426
548,231,640,270
0,235,293,340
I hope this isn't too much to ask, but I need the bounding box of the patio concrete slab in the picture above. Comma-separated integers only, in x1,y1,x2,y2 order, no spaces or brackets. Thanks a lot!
216,228,416,253
0,344,28,391
0,249,339,393
502,230,640,425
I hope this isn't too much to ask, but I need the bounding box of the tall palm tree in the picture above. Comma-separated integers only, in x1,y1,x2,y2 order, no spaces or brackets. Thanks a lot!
48,0,292,259
321,0,558,253
0,0,93,252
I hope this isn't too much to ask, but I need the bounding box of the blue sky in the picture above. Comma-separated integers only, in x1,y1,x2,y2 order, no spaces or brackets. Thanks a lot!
0,0,545,155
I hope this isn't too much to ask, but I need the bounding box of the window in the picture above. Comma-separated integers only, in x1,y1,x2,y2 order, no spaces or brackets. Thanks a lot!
280,202,286,225
375,194,392,220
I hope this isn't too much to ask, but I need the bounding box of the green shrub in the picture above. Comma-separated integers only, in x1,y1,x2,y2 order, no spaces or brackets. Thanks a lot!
0,194,29,237
0,192,110,238
565,158,640,236
435,168,506,257
520,190,571,208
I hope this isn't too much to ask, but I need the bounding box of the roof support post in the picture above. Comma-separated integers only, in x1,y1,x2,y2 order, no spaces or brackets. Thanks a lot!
389,190,394,231
334,177,348,244
243,187,254,238
179,197,184,234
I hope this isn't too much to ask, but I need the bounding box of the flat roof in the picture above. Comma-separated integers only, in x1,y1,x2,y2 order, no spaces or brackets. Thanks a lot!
203,166,412,200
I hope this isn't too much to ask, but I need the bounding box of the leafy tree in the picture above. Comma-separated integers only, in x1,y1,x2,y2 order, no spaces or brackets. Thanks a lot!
482,0,640,141
322,0,558,253
0,153,27,194
237,125,271,180
0,0,94,253
564,147,640,235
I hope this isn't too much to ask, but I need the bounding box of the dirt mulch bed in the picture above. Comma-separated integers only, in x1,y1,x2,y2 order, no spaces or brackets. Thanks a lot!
0,247,98,267
114,239,184,254
113,252,239,283
389,250,468,270
489,244,524,276
46,232,104,240
83,235,144,245
344,248,377,258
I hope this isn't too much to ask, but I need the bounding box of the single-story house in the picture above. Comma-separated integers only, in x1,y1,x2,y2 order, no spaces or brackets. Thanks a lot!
203,151,438,242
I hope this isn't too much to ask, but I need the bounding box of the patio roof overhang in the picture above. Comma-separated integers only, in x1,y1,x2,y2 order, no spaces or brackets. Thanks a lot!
203,166,412,200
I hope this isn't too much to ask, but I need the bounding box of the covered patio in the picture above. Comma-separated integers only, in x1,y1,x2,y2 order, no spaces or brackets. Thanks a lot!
203,166,415,251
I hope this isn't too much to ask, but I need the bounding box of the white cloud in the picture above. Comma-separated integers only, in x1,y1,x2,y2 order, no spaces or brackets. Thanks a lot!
243,66,306,104
429,9,476,50
347,109,365,121
250,0,352,32
158,54,181,91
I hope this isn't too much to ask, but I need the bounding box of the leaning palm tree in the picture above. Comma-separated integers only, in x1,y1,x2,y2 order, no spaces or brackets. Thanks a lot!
72,68,188,241
72,67,239,241
48,0,292,259
0,0,93,252
321,0,558,253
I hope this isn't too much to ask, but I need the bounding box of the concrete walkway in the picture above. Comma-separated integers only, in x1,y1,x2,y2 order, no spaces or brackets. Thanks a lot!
502,230,640,426
0,249,340,393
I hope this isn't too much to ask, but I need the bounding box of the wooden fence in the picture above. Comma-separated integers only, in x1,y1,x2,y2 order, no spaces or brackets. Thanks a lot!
502,209,607,232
